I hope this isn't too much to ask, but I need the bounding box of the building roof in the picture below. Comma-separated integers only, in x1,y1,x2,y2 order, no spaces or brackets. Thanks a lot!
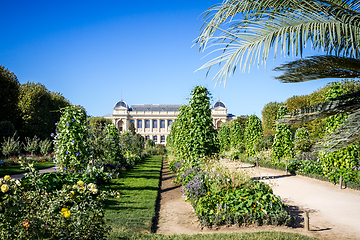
212,100,226,109
114,100,129,109
130,104,182,112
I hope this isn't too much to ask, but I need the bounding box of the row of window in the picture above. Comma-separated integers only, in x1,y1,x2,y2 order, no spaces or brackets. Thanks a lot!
145,135,166,143
130,119,173,129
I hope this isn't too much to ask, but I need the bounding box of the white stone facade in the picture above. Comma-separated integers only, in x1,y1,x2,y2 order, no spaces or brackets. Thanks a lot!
104,100,236,144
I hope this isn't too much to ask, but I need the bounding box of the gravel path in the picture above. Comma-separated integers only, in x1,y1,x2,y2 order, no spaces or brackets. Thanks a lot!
10,166,58,180
156,159,360,240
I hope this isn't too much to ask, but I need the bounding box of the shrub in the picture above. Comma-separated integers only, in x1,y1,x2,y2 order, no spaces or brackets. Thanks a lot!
53,105,91,172
1,135,21,157
23,135,40,155
39,138,53,156
244,115,263,157
293,128,312,153
0,164,111,239
218,123,231,153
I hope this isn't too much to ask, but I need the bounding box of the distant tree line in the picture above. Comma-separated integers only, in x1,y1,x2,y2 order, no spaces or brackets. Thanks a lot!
0,65,70,143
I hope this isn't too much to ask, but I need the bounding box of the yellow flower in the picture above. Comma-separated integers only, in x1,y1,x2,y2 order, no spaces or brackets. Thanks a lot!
72,185,76,189
91,188,98,194
240,197,242,199
77,180,84,186
207,192,210,194
78,186,85,193
232,208,235,212
272,200,275,203
4,175,11,181
69,191,75,198
61,208,71,218
1,184,9,193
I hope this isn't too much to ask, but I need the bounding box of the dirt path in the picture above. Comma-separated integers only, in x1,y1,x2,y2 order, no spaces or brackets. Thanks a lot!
156,159,360,239
10,167,58,180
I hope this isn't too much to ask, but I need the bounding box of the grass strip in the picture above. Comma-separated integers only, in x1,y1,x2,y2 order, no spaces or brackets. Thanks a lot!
115,231,320,240
0,161,55,177
104,155,163,238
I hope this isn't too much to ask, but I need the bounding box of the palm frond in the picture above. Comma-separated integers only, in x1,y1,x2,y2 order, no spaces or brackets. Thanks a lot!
274,55,360,82
313,108,360,151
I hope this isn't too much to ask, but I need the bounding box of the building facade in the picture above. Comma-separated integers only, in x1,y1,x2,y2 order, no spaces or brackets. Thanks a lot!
104,100,235,144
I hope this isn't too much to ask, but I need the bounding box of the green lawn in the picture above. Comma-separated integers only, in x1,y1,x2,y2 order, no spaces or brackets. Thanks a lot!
0,161,55,177
104,155,163,238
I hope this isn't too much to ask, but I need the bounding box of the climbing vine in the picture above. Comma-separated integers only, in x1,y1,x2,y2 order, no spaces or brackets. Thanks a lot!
272,105,293,163
218,122,231,153
244,114,263,157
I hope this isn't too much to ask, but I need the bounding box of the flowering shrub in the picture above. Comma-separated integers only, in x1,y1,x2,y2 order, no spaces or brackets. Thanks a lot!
0,164,113,239
181,172,206,200
53,105,91,172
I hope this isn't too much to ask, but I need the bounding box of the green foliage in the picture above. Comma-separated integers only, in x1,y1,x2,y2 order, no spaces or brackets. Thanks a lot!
261,102,282,136
0,66,20,128
230,120,243,149
272,106,293,163
39,139,53,156
23,135,40,156
244,115,263,157
128,122,136,135
1,135,21,157
168,86,218,167
104,123,124,164
218,123,231,153
0,164,110,239
0,121,17,146
320,82,360,182
88,116,112,128
145,139,155,149
53,105,90,172
293,128,312,153
18,82,70,140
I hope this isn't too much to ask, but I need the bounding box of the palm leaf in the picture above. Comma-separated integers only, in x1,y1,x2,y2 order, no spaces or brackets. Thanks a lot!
274,55,360,82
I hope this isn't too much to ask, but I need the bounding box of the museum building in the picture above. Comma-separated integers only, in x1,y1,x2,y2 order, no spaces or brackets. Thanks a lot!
104,99,236,144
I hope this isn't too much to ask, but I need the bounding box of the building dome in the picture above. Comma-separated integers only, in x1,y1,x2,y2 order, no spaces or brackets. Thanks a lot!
212,100,226,109
114,100,128,109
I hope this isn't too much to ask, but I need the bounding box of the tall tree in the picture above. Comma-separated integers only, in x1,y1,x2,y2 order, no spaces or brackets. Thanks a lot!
197,0,360,150
0,66,20,127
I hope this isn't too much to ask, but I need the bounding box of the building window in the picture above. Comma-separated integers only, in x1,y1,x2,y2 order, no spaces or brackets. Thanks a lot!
153,120,158,128
130,119,134,124
160,135,165,143
145,135,150,141
168,120,173,126
160,120,165,128
145,120,150,128
153,135,157,142
137,120,142,128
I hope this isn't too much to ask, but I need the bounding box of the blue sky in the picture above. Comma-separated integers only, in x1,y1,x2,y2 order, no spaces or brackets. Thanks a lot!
1,0,333,119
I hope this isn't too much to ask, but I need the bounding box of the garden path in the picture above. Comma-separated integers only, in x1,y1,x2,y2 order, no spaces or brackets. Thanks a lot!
10,167,58,180
156,159,360,240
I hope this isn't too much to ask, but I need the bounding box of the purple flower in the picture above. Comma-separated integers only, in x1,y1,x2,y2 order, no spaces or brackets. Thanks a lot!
72,140,75,144
66,151,69,154
51,133,54,137
72,118,75,121
55,123,58,126
66,122,69,126
76,152,80,157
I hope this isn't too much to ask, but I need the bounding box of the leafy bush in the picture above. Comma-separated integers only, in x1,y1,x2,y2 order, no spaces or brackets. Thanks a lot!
53,105,90,172
218,123,231,153
1,135,21,157
0,164,112,239
23,135,40,155
244,115,263,157
272,105,293,163
39,138,53,156
293,128,312,153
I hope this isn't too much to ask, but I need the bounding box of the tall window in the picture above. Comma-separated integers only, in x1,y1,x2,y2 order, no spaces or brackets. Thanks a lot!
168,120,173,126
153,120,158,128
153,135,157,142
145,120,150,128
137,120,142,128
160,120,165,128
130,119,135,125
160,135,165,143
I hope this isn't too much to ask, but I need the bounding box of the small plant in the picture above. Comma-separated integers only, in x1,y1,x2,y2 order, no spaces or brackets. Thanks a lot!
1,135,21,157
23,135,40,155
39,138,53,156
